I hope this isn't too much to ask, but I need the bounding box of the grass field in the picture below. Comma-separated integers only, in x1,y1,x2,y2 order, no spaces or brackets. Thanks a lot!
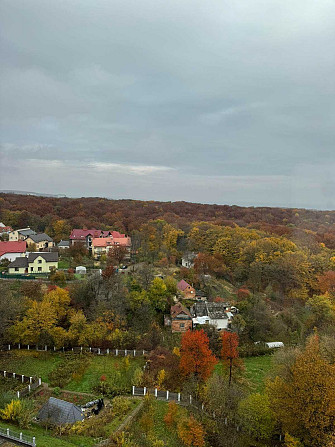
0,420,96,447
0,350,144,394
244,355,273,392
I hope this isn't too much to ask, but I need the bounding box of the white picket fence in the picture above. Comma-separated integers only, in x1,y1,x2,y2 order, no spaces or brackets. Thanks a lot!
2,344,149,357
132,386,204,410
1,370,41,398
0,426,36,446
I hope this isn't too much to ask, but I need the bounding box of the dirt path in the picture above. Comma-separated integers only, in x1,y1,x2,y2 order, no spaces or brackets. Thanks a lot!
115,400,144,433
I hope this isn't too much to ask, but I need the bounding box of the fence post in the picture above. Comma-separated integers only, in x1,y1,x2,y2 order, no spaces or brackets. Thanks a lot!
107,348,109,354
28,384,31,392
63,346,65,352
17,391,20,398
27,345,30,350
30,376,33,383
22,375,24,383
90,347,92,353
13,372,16,379
98,348,101,355
3,371,6,377
189,395,192,405
133,349,136,357
18,343,21,349
116,349,118,356
132,386,135,395
8,344,10,350
20,433,23,440
45,345,47,351
144,387,146,395
155,388,158,398
166,390,169,400
72,347,74,352
178,392,180,402
33,436,36,446
142,349,145,355
202,403,204,411
279,435,282,441
39,378,42,386
225,417,227,425
7,428,9,436
54,346,56,351
125,349,127,356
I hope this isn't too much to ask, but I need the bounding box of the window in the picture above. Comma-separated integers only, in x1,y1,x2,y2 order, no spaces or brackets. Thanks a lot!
31,267,33,272
180,323,185,328
38,259,42,264
38,267,42,272
15,267,19,272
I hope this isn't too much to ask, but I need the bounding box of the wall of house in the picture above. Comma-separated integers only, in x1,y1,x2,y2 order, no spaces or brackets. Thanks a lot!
26,238,54,251
28,257,58,273
8,231,19,241
211,318,229,330
183,286,196,299
8,266,26,274
171,319,192,333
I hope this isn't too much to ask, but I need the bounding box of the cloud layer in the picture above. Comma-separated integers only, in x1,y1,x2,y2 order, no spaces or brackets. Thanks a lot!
1,0,334,209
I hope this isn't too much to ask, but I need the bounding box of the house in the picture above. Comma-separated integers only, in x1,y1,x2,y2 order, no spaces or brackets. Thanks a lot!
9,228,36,241
0,240,27,262
0,223,13,235
58,240,70,250
191,302,235,330
91,235,131,259
25,233,54,251
177,279,196,299
69,229,113,250
170,302,193,333
181,252,197,269
38,397,84,425
8,252,58,274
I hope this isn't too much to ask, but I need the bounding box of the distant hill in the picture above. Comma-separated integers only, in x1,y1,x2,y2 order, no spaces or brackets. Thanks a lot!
0,192,334,248
0,190,67,198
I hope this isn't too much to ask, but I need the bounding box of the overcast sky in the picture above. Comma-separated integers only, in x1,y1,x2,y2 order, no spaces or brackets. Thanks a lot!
0,0,334,209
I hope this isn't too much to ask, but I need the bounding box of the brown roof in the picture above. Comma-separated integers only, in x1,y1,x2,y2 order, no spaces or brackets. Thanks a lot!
171,302,191,318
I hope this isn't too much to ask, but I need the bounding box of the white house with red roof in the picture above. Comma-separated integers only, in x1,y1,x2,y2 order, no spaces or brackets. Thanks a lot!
0,240,27,262
92,235,131,259
69,229,111,250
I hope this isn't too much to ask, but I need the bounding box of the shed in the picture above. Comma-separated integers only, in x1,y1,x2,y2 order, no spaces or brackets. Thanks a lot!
75,266,87,274
266,342,284,349
37,397,84,425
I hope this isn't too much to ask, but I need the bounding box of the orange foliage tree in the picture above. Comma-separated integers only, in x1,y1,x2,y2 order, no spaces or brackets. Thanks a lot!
180,329,217,382
221,331,239,385
177,416,205,447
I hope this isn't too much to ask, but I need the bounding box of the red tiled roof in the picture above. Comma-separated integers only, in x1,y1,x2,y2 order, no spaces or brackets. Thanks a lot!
171,302,191,318
0,240,26,257
177,279,191,291
92,236,131,247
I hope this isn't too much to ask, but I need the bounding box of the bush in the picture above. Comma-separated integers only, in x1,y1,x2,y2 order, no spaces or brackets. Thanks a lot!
0,399,33,428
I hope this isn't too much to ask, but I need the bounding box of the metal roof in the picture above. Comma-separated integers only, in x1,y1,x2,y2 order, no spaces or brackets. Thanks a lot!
37,397,84,425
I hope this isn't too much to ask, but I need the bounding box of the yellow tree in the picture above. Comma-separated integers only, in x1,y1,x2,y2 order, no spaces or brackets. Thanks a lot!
267,335,335,446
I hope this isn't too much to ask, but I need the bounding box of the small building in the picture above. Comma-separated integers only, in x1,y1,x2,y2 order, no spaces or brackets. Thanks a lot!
37,397,84,425
76,265,87,275
9,228,36,241
191,302,234,330
25,233,54,251
58,240,70,250
170,303,193,333
177,280,196,299
8,252,58,274
181,252,197,269
0,240,27,262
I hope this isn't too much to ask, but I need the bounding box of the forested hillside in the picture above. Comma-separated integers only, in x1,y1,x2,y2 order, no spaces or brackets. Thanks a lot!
1,193,335,247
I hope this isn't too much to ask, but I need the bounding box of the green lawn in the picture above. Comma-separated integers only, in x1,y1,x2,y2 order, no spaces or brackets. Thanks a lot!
244,355,273,392
66,355,144,394
0,421,96,447
0,351,62,383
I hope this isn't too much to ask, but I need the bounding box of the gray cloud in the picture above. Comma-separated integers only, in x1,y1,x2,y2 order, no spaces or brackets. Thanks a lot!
0,0,334,209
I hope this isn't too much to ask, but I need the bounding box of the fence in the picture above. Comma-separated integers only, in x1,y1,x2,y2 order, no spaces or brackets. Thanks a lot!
1,344,149,357
1,370,42,399
0,426,36,446
132,386,204,410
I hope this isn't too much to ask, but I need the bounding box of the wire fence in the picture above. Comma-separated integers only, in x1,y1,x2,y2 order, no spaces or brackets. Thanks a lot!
1,370,41,399
1,344,149,357
0,426,36,446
